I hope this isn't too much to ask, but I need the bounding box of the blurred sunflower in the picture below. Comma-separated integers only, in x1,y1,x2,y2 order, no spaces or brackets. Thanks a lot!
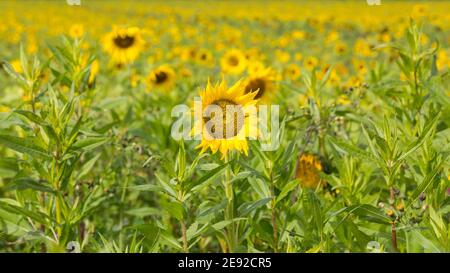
146,65,176,91
275,50,290,63
220,49,247,75
69,24,84,39
283,63,301,81
334,42,347,55
304,56,319,71
411,4,428,18
247,61,265,75
180,46,197,62
196,48,214,66
102,26,145,65
194,79,258,159
243,66,277,103
353,60,367,76
295,153,326,189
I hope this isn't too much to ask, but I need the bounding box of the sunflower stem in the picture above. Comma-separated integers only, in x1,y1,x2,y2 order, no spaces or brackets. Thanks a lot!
269,166,278,253
224,153,236,253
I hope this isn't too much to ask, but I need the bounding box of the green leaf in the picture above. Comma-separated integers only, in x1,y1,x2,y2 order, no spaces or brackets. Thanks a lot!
333,204,391,229
77,154,101,180
160,232,182,250
238,197,272,216
407,163,442,209
67,116,83,145
126,207,160,217
128,184,163,192
0,200,54,225
275,179,299,204
0,134,51,160
155,173,177,198
190,161,231,192
305,191,323,235
164,201,184,221
398,112,441,162
1,60,27,85
212,218,247,230
248,176,271,199
329,137,378,163
59,99,76,127
70,137,109,151
11,177,55,193
14,110,47,126
175,141,186,181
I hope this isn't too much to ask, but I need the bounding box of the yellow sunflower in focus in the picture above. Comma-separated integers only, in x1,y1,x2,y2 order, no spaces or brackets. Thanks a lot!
194,79,258,159
146,65,176,91
220,49,247,75
295,153,326,189
243,66,277,103
102,26,145,65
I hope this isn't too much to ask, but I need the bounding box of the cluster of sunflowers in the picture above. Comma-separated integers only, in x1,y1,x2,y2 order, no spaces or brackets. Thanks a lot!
0,1,449,253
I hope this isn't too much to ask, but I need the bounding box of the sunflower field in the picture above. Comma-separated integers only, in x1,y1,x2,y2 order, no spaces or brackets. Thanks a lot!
0,0,449,254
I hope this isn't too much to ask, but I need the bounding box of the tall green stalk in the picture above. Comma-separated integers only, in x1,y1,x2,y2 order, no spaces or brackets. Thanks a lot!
224,153,236,253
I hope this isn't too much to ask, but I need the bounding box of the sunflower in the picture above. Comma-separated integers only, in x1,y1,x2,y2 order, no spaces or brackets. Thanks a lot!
304,56,319,71
180,46,197,62
243,66,277,103
196,48,213,66
283,63,301,81
146,65,176,91
69,24,84,39
220,49,247,75
334,42,347,55
247,61,265,75
102,26,145,65
295,153,326,189
194,79,258,159
353,59,367,76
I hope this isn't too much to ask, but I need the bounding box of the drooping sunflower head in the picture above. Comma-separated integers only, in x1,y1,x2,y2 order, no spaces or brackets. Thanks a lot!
102,26,145,65
220,49,247,75
194,79,259,159
243,66,278,103
295,153,326,189
146,65,176,91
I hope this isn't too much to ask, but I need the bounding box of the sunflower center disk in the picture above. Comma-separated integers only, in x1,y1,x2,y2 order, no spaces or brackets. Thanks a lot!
245,78,266,99
203,99,245,139
228,56,239,66
113,35,135,49
154,71,168,84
